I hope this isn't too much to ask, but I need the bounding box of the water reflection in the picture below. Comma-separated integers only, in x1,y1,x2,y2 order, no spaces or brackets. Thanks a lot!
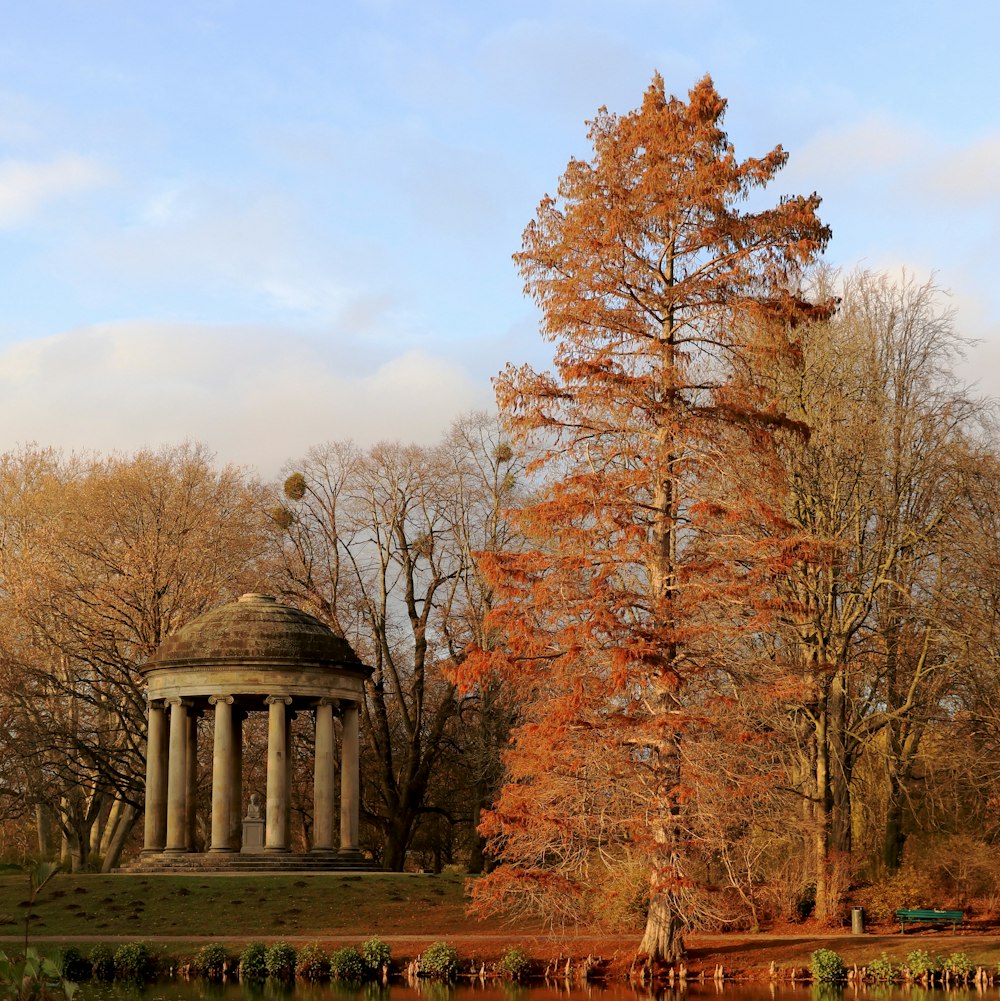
77,984,1000,1001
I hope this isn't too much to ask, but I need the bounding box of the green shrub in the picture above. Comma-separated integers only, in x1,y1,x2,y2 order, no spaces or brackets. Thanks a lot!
904,949,940,979
866,952,899,982
497,945,531,982
264,942,297,981
113,942,154,983
88,944,114,981
360,936,391,976
59,946,90,982
942,952,974,980
238,942,268,982
329,946,366,983
810,949,846,983
421,942,460,981
295,943,329,981
193,943,228,981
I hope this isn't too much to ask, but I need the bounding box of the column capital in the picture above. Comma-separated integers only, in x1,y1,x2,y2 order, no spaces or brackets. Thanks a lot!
209,695,235,706
147,696,168,710
165,696,193,708
315,697,338,708
265,695,293,707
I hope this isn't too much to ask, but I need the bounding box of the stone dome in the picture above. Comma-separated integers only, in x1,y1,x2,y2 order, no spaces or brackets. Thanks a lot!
144,593,364,672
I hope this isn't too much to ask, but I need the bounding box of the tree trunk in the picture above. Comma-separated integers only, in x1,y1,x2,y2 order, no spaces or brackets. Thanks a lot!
640,724,685,961
101,804,139,872
467,794,486,874
881,797,906,874
639,885,685,962
382,810,414,871
813,706,832,922
35,804,53,858
98,798,124,857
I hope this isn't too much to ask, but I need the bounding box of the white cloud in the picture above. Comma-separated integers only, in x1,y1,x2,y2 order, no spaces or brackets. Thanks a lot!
0,322,492,478
0,153,110,227
925,133,1000,206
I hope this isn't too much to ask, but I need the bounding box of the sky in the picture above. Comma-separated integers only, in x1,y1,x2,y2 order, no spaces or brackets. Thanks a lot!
0,0,997,479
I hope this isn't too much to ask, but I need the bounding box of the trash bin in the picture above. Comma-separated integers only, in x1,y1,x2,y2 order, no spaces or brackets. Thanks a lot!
851,906,864,934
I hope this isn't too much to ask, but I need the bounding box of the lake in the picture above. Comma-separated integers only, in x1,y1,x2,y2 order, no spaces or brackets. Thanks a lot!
75,982,1000,1001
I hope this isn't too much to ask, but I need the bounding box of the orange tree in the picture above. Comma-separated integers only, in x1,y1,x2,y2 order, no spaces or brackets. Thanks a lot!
460,75,830,961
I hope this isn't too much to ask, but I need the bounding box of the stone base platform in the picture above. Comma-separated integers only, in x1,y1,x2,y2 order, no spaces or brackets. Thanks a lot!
123,851,379,874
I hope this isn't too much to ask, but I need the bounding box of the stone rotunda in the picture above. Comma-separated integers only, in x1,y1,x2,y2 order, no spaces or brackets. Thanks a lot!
138,593,373,869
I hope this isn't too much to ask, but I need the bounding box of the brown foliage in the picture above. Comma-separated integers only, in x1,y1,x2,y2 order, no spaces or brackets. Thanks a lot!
0,443,268,869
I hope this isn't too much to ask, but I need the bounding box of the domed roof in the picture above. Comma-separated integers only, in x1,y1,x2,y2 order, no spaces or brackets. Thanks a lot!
145,593,365,672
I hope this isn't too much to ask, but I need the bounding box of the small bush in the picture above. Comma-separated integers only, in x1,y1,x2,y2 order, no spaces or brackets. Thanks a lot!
867,952,899,982
193,943,229,980
60,946,90,982
360,936,391,976
942,952,974,980
329,946,366,983
296,943,330,981
905,949,940,979
265,942,297,981
239,942,268,981
114,941,154,983
421,941,460,981
854,865,942,924
497,945,531,982
810,949,846,983
89,944,115,981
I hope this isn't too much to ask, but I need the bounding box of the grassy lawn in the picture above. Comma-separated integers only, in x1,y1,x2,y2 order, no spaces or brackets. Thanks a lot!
5,869,1000,977
0,871,478,940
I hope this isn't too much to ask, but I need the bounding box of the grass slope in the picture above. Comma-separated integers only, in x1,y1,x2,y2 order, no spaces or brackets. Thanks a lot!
0,872,480,939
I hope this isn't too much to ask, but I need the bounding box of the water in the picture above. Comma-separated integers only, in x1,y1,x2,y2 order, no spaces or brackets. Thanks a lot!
76,983,1000,1001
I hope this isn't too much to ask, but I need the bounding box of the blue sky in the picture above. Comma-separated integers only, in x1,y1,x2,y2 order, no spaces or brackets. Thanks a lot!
1,0,997,475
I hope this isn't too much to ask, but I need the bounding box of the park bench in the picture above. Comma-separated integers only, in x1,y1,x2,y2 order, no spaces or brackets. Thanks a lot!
896,908,964,933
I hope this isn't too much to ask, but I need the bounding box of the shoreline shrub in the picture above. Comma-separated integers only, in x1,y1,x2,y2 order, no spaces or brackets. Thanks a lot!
238,942,267,981
867,952,899,982
361,936,391,977
113,942,154,983
810,949,846,983
497,945,531,982
193,943,228,980
88,944,114,981
329,946,366,983
905,949,940,979
942,952,974,980
264,942,296,981
59,946,90,982
295,943,330,981
421,942,460,981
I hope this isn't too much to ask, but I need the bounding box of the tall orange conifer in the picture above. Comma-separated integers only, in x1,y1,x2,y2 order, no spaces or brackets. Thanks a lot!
464,75,830,961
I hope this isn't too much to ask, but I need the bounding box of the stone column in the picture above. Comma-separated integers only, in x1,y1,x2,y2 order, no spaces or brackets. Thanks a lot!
142,699,168,852
229,711,244,850
284,711,295,847
165,698,189,852
209,696,235,852
339,701,361,855
265,695,292,851
312,699,336,851
184,710,199,850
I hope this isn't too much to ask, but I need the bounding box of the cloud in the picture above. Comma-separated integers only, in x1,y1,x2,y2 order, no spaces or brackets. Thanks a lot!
0,153,110,227
0,322,492,478
925,133,1000,207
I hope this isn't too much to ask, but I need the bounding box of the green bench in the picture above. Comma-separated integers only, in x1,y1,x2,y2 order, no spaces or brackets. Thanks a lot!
896,908,964,932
